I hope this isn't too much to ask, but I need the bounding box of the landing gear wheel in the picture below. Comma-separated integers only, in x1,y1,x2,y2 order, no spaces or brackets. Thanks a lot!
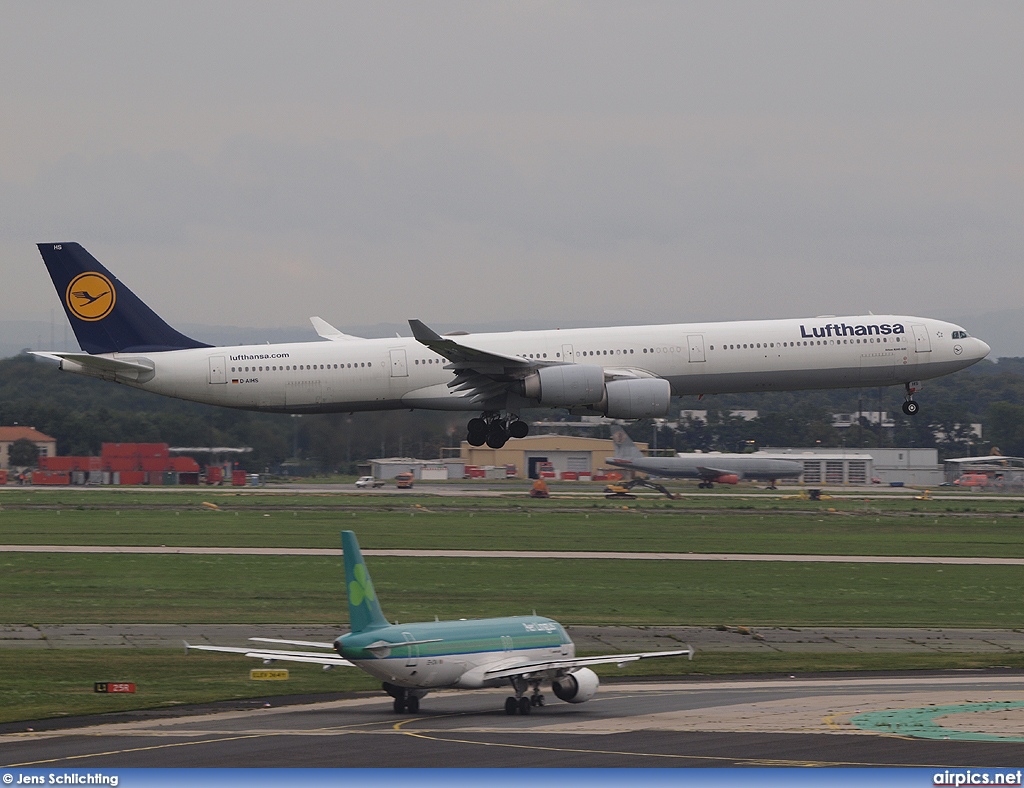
486,422,508,449
393,697,406,713
505,697,518,715
467,430,487,447
508,420,529,439
518,696,532,715
406,696,420,713
902,400,919,416
467,417,488,446
530,694,544,707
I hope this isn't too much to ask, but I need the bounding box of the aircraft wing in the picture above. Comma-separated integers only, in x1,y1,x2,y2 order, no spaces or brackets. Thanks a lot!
184,642,355,667
482,647,694,681
409,319,544,405
695,466,738,480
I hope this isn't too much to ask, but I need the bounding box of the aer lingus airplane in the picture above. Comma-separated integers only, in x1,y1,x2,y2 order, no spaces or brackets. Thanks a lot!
186,531,693,714
607,428,804,489
35,243,990,448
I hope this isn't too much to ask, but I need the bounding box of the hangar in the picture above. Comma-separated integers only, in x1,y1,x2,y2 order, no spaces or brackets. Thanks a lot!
460,434,646,479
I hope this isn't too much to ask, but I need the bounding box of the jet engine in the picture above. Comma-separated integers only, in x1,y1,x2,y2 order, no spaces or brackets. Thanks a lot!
551,668,600,703
716,474,740,485
522,368,671,419
597,378,671,419
521,365,605,406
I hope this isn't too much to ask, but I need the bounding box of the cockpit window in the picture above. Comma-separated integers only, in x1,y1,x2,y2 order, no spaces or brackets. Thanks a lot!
951,330,969,339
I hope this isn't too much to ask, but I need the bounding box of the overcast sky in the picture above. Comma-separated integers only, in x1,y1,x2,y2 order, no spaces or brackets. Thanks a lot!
2,1,1022,337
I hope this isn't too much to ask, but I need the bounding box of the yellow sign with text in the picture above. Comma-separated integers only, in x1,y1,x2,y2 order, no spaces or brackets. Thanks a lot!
250,669,289,681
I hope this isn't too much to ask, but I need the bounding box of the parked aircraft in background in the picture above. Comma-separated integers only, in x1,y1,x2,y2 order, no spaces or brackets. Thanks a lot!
36,243,990,449
187,531,693,715
606,429,804,488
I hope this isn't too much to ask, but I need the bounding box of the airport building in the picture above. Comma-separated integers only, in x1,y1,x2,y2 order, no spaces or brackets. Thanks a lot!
459,435,648,480
762,447,944,486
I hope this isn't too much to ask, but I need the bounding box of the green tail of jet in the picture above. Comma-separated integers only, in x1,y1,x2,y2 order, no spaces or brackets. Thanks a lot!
342,530,389,633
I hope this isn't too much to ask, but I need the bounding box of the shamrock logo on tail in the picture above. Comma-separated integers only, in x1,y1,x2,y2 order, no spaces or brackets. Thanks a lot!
348,563,376,607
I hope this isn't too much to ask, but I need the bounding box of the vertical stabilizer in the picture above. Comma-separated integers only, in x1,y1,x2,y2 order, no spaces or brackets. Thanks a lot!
611,428,645,461
342,530,389,633
37,242,210,354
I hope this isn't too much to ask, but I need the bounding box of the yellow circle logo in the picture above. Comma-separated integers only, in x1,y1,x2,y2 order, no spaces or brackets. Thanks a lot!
66,272,116,322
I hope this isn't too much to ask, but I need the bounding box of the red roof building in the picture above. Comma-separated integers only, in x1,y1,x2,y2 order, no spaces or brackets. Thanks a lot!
0,427,57,470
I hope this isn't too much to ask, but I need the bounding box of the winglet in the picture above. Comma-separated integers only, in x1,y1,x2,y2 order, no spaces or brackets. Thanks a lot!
310,317,361,342
342,530,389,633
408,319,444,344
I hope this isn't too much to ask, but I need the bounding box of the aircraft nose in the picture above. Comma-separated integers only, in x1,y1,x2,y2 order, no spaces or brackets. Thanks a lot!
976,338,992,359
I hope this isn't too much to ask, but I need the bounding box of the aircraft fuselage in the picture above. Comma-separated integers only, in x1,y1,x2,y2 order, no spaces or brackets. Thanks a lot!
60,315,989,415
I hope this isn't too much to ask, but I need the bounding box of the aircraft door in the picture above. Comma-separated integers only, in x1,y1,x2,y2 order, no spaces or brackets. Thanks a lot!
402,632,419,667
389,349,408,377
208,356,226,384
687,335,706,363
562,344,574,363
912,325,932,353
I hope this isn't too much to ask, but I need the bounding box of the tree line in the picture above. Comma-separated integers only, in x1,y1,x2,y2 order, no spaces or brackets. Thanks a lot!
2,353,1024,472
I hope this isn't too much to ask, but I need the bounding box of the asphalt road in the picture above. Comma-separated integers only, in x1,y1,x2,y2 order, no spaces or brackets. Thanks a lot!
2,674,1023,768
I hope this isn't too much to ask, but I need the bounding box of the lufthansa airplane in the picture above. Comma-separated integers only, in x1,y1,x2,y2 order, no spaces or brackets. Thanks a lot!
607,429,804,488
35,243,991,448
187,530,693,715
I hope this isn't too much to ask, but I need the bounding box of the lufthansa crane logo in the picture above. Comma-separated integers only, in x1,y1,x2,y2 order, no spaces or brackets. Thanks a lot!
66,272,116,321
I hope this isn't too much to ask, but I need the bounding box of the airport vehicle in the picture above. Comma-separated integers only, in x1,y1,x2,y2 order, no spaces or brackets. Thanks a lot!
606,429,804,488
529,479,550,498
604,478,678,499
355,476,384,489
35,243,990,449
186,531,692,714
394,472,415,489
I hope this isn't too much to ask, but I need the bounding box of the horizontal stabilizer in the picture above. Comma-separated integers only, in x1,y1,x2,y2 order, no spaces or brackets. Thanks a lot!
31,351,154,380
249,637,337,649
184,642,354,667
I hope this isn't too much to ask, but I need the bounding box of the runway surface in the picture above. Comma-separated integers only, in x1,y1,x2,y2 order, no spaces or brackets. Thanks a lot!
2,674,1023,767
3,544,1022,565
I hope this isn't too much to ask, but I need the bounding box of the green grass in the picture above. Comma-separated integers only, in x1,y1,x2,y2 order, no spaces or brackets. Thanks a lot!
2,648,1023,726
2,505,1024,556
0,649,379,725
1,553,1021,627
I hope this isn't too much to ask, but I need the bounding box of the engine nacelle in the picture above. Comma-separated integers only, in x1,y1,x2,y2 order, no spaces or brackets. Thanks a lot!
522,364,605,406
716,474,740,485
551,668,600,704
598,378,671,419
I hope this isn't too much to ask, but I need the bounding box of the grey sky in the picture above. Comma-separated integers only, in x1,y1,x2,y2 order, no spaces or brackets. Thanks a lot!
2,1,1022,337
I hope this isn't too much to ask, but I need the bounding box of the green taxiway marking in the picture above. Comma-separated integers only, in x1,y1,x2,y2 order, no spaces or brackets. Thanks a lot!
850,701,1024,742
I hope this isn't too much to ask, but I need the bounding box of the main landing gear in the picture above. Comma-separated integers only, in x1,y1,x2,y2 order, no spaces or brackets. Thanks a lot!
902,382,920,416
467,413,529,449
384,683,422,714
504,678,544,715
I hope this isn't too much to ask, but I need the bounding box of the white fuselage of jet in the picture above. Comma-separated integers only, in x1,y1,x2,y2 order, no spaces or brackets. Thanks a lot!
56,315,990,415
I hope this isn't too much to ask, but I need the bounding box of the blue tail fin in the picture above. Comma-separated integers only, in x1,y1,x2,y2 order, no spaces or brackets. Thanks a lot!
37,242,210,354
342,530,389,633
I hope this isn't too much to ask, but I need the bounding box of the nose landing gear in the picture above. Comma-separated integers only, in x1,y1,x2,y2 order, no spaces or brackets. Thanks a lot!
466,413,530,448
902,382,920,416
